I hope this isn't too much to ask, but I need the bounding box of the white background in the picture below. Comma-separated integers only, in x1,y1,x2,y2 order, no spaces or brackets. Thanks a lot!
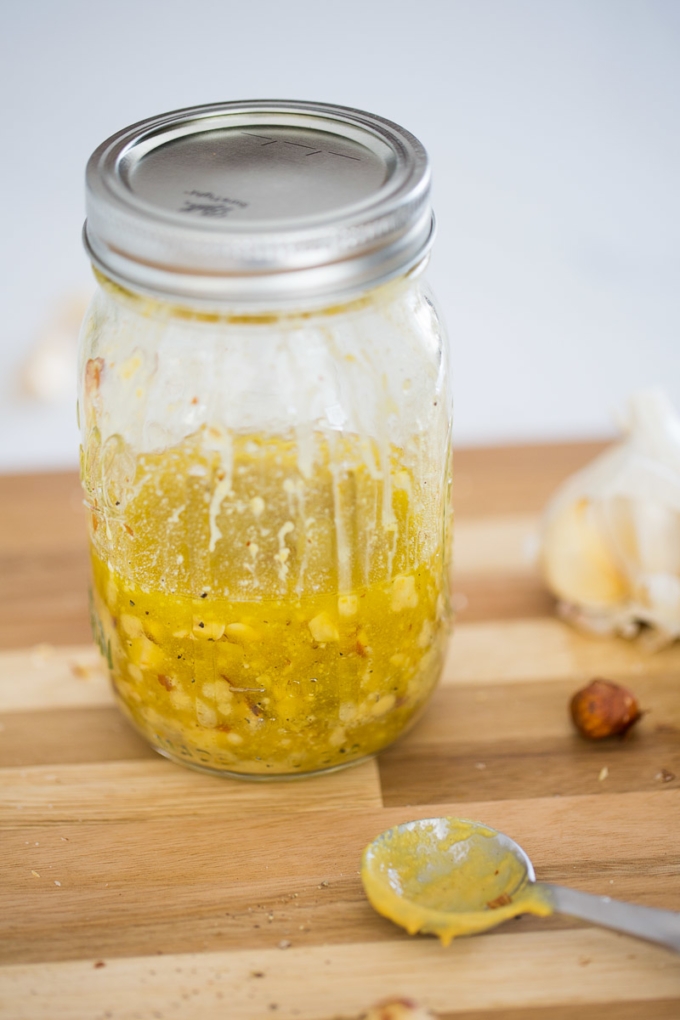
1,0,679,471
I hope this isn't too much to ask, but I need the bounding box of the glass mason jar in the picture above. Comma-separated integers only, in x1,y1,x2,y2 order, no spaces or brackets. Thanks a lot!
79,101,452,778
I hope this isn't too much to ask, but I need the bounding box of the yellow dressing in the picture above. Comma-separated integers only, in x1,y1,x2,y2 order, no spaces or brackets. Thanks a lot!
87,428,449,776
361,819,553,945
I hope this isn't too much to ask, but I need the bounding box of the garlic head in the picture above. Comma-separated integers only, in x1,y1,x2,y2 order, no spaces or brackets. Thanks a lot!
540,390,680,644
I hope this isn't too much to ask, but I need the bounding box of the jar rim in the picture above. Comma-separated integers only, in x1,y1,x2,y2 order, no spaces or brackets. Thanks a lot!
84,100,435,307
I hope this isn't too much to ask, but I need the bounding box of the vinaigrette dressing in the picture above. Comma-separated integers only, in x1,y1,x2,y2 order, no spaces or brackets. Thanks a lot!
87,428,449,775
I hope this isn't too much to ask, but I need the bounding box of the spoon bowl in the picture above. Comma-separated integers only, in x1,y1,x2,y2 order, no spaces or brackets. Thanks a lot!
361,816,680,951
361,817,550,945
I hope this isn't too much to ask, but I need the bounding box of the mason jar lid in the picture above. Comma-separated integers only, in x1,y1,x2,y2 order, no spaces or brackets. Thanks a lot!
84,99,434,307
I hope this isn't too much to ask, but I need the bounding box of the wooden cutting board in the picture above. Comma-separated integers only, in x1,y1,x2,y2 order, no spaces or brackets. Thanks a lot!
1,442,679,1020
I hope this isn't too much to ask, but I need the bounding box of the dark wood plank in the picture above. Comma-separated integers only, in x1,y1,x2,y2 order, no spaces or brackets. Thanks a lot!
0,549,92,649
0,471,86,555
379,676,680,807
452,573,557,623
379,733,680,806
453,440,609,519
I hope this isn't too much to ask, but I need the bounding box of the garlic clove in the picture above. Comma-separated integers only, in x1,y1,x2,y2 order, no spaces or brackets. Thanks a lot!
635,572,680,631
541,497,629,609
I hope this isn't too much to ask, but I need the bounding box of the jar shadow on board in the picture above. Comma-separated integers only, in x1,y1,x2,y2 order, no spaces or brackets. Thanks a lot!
79,100,453,779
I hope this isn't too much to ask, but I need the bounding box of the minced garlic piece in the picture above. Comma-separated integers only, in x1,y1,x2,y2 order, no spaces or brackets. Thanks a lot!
308,612,340,643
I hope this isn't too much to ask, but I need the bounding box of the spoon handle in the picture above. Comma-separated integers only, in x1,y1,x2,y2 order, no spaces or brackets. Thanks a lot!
540,883,680,953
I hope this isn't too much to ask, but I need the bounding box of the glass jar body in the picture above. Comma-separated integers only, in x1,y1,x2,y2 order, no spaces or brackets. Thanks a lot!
79,272,452,778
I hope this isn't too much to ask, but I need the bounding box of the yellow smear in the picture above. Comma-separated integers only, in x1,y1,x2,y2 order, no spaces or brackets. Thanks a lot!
93,267,412,325
361,818,553,946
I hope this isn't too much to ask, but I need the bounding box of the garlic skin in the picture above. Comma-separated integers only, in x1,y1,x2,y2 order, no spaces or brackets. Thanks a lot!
540,390,680,644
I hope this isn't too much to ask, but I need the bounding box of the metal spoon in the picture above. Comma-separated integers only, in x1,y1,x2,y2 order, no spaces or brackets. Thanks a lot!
361,817,680,951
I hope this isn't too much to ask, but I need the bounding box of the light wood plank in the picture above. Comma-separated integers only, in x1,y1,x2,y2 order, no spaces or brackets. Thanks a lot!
0,929,677,1020
454,514,540,575
0,645,110,713
390,672,680,747
422,790,680,873
443,618,680,686
438,1000,680,1020
0,758,382,824
451,513,553,624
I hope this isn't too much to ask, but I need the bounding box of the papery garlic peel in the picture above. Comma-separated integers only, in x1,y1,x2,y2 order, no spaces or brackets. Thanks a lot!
540,389,680,643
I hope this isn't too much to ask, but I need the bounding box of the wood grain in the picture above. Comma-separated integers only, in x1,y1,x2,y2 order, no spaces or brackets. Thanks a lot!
444,618,680,686
451,572,557,623
1,442,679,1020
440,1002,680,1020
1,930,678,1020
0,706,155,769
454,514,541,574
2,788,678,964
0,645,109,713
0,758,382,824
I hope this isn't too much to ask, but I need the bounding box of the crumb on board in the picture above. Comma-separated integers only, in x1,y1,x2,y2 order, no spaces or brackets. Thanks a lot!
69,660,98,680
656,769,676,783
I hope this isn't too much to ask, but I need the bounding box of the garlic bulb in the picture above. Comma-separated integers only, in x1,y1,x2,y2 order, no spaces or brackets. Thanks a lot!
540,390,680,644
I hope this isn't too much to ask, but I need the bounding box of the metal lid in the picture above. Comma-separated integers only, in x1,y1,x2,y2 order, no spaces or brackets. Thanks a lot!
84,100,434,307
